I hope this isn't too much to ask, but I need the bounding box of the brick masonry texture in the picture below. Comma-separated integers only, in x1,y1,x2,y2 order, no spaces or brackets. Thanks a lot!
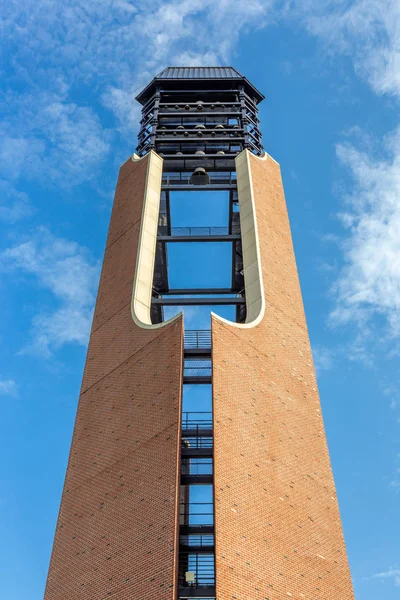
212,153,355,600
44,154,184,600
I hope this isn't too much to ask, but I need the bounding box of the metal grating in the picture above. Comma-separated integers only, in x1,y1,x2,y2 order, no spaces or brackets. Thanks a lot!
184,330,212,350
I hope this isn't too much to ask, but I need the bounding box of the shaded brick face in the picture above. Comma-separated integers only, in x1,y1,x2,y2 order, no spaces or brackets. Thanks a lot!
44,155,183,600
212,154,354,600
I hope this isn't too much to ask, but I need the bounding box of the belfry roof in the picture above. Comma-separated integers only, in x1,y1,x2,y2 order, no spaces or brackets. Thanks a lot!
136,66,264,105
156,66,243,80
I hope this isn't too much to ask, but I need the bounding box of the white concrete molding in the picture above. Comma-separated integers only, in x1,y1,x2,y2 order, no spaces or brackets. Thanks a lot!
212,149,266,329
131,151,182,329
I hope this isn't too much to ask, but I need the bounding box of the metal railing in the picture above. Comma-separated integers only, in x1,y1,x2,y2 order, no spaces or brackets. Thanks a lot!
181,458,213,476
180,534,214,548
184,330,211,350
178,553,215,587
182,435,213,449
172,226,230,236
182,412,212,431
179,502,214,526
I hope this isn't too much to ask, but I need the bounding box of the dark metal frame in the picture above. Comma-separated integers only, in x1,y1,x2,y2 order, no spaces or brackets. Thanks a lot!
152,187,246,324
136,68,263,171
134,69,265,600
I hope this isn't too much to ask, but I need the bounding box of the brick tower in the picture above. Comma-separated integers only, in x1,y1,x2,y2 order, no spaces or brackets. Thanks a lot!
44,68,355,600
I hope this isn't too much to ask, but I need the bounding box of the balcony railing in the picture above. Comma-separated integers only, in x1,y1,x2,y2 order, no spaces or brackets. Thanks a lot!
180,534,214,549
182,434,213,449
179,502,214,526
178,552,215,587
184,330,211,350
172,226,230,236
182,412,212,432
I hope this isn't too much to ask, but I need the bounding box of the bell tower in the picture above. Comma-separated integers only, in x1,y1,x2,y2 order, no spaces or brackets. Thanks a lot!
44,67,355,600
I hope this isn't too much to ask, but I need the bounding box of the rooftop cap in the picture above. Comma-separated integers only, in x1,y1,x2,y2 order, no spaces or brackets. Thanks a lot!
136,66,264,105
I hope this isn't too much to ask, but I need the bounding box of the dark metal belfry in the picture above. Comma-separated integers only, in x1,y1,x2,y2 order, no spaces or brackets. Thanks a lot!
135,67,265,328
136,66,264,181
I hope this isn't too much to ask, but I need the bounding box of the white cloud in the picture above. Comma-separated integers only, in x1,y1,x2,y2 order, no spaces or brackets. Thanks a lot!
0,379,18,396
0,91,111,187
383,385,399,410
330,128,400,344
372,566,400,586
283,2,400,356
0,228,100,356
312,345,335,373
295,0,400,98
0,181,33,223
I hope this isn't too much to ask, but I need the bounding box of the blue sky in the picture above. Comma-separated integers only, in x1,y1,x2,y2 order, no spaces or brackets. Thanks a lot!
0,1,399,598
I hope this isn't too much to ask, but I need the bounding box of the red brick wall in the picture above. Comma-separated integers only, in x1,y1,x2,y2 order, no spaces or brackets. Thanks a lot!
44,154,183,600
212,153,354,600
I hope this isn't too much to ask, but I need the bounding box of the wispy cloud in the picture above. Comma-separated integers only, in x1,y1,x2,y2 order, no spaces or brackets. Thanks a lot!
0,228,100,357
371,566,400,586
0,90,112,187
312,345,335,373
295,0,400,98
0,378,18,396
329,127,400,347
284,1,400,354
0,181,32,223
391,457,400,492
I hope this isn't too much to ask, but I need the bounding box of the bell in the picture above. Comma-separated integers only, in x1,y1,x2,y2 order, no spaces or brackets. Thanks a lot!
190,167,210,185
184,104,190,110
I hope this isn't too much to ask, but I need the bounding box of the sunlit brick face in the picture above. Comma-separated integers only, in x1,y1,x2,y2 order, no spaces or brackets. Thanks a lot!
44,154,183,600
212,153,354,600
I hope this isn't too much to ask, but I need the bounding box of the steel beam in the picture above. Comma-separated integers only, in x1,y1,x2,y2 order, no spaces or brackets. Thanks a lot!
181,448,213,458
152,296,245,306
178,586,216,598
162,288,237,295
158,234,240,243
181,474,213,485
183,377,212,384
161,183,237,190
